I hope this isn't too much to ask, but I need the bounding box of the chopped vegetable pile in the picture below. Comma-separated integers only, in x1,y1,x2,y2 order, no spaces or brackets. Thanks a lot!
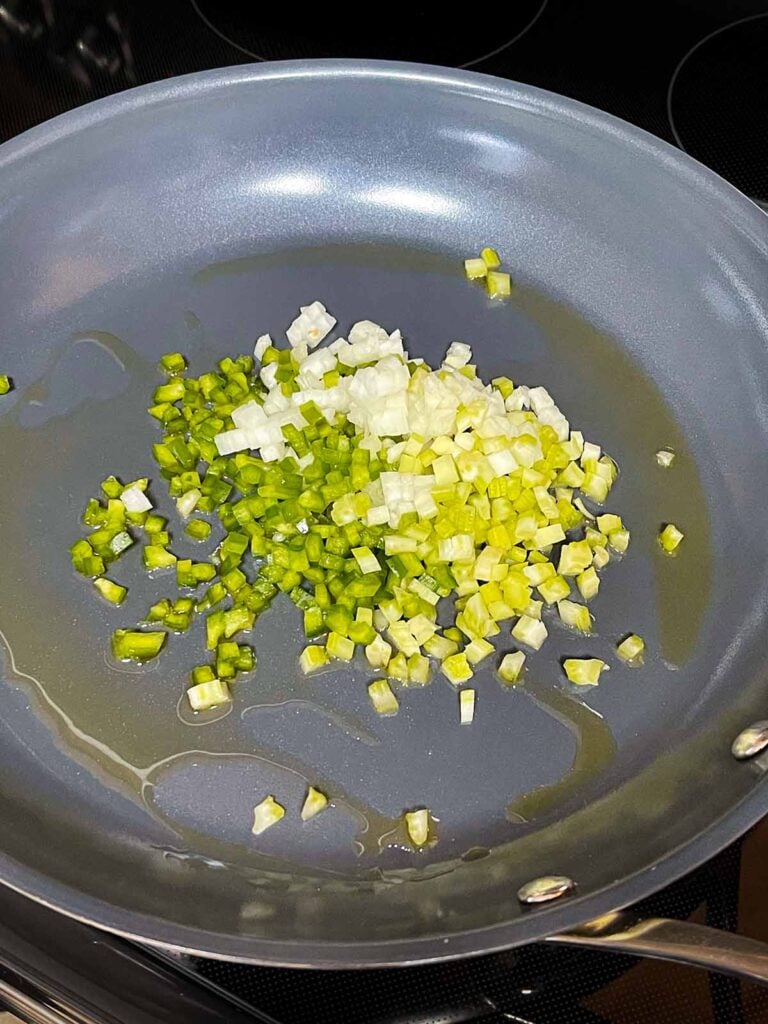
70,299,635,704
65,252,686,849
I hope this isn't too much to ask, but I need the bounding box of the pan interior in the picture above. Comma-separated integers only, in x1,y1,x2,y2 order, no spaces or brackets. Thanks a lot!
0,64,767,956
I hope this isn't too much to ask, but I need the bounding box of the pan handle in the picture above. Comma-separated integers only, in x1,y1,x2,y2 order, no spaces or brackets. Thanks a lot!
547,911,768,984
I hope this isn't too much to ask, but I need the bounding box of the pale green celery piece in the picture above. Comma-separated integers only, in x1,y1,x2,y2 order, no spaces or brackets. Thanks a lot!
511,615,547,651
486,270,512,299
563,658,608,686
481,247,501,269
576,566,600,601
498,650,525,684
299,645,330,674
111,629,165,662
368,679,399,715
459,688,476,724
659,523,684,553
93,577,127,606
557,599,593,633
301,786,329,820
326,631,354,661
617,634,645,664
187,678,231,711
441,652,473,685
464,638,494,665
364,634,392,669
251,795,285,835
464,257,487,280
404,808,430,847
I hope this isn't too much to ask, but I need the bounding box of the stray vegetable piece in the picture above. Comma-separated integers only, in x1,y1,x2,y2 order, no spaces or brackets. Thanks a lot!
121,485,152,514
300,645,330,674
498,651,526,684
441,653,473,685
159,352,187,375
187,678,231,711
481,247,501,269
512,615,548,651
486,270,512,299
459,688,476,724
557,600,593,633
251,795,285,836
75,299,635,742
185,518,212,542
464,258,487,280
655,448,675,468
0,374,12,395
404,808,430,848
368,678,399,716
617,634,645,664
93,577,127,606
659,523,684,553
301,786,329,821
563,658,609,686
111,629,165,662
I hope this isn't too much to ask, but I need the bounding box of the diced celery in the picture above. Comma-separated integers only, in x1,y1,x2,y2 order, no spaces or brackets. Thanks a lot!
365,634,392,668
576,566,600,601
251,795,285,835
481,247,501,269
111,629,165,662
299,645,330,674
187,679,231,711
159,352,187,375
185,518,212,542
368,678,399,715
486,270,512,299
557,600,593,633
441,653,473,685
301,786,329,821
404,808,430,847
538,574,570,605
659,523,684,553
511,615,547,651
464,637,494,665
143,544,177,570
557,540,593,576
655,448,675,468
326,631,354,661
617,634,645,664
563,658,608,685
0,374,12,395
406,653,431,684
464,257,487,280
498,650,525,684
93,577,127,606
459,688,476,724
387,652,410,681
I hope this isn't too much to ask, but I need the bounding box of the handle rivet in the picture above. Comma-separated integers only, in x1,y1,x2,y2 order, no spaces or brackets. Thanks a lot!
517,875,575,904
732,721,768,760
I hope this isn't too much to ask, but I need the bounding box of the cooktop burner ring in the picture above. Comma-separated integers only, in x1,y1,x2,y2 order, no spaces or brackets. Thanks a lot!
189,0,548,70
666,11,768,203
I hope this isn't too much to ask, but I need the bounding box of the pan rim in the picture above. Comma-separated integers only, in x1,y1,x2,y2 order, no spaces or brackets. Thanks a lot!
1,57,767,966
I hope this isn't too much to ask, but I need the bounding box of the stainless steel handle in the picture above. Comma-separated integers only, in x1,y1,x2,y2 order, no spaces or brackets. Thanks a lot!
548,910,768,984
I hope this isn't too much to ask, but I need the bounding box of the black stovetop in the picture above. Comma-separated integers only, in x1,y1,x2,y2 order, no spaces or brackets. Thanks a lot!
1,3,768,1023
